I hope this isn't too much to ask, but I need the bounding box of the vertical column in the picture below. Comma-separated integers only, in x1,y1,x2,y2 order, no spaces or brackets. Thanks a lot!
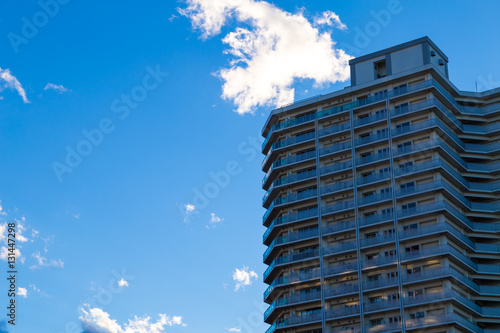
349,107,365,333
386,98,406,332
314,118,327,332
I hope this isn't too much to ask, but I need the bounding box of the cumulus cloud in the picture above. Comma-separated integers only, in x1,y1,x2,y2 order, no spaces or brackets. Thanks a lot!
179,0,351,114
118,278,129,287
44,83,70,94
79,305,186,333
232,266,258,291
0,67,29,103
17,287,27,298
30,251,64,269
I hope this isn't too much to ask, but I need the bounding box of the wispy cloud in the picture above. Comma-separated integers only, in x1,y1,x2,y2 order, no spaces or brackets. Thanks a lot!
44,83,70,94
206,212,224,229
0,67,30,103
313,10,347,29
227,328,241,332
232,266,258,291
30,251,64,269
179,0,351,114
79,305,186,333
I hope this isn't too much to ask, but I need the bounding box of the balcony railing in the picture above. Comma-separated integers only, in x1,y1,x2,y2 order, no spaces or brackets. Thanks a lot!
264,248,319,281
264,289,321,320
319,141,351,156
320,160,353,175
263,188,317,224
263,132,316,169
263,269,321,301
263,227,319,262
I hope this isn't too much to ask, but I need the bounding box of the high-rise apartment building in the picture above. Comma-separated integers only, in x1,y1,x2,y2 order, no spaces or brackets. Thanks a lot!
261,37,500,333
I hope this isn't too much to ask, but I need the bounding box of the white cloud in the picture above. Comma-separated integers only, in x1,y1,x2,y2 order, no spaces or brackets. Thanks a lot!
79,305,186,333
185,204,195,213
227,328,241,332
313,10,347,30
210,213,223,224
0,201,6,215
44,83,70,94
29,283,50,298
0,67,30,103
30,251,64,269
18,287,27,298
206,213,224,229
118,278,129,287
232,266,258,291
0,246,22,263
179,0,351,114
181,203,197,222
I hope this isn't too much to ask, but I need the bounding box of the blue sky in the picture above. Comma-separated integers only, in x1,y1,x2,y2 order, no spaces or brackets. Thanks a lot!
0,0,499,332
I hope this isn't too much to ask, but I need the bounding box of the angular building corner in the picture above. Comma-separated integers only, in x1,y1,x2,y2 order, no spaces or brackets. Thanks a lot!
261,36,500,333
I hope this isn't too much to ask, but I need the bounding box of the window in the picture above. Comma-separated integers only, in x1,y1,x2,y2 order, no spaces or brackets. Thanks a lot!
387,293,399,300
397,141,412,150
396,121,411,132
388,316,401,323
362,171,374,179
407,266,422,275
387,271,398,278
367,253,378,260
364,211,376,218
378,147,389,155
360,132,371,138
374,89,388,99
359,113,371,119
300,308,321,317
404,223,418,231
400,181,415,192
370,318,384,326
381,207,393,215
369,296,382,304
408,289,423,298
368,274,381,281
366,232,378,239
300,287,321,295
385,249,397,257
379,167,390,174
361,152,372,158
384,228,395,235
410,312,425,320
376,128,388,135
363,191,375,198
402,202,417,212
375,109,387,116
405,245,420,254
399,161,414,170
358,95,369,106
374,60,387,79
380,187,392,194
393,84,408,95
395,102,409,114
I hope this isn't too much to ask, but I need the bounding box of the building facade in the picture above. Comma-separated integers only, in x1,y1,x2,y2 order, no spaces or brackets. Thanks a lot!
261,37,500,333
